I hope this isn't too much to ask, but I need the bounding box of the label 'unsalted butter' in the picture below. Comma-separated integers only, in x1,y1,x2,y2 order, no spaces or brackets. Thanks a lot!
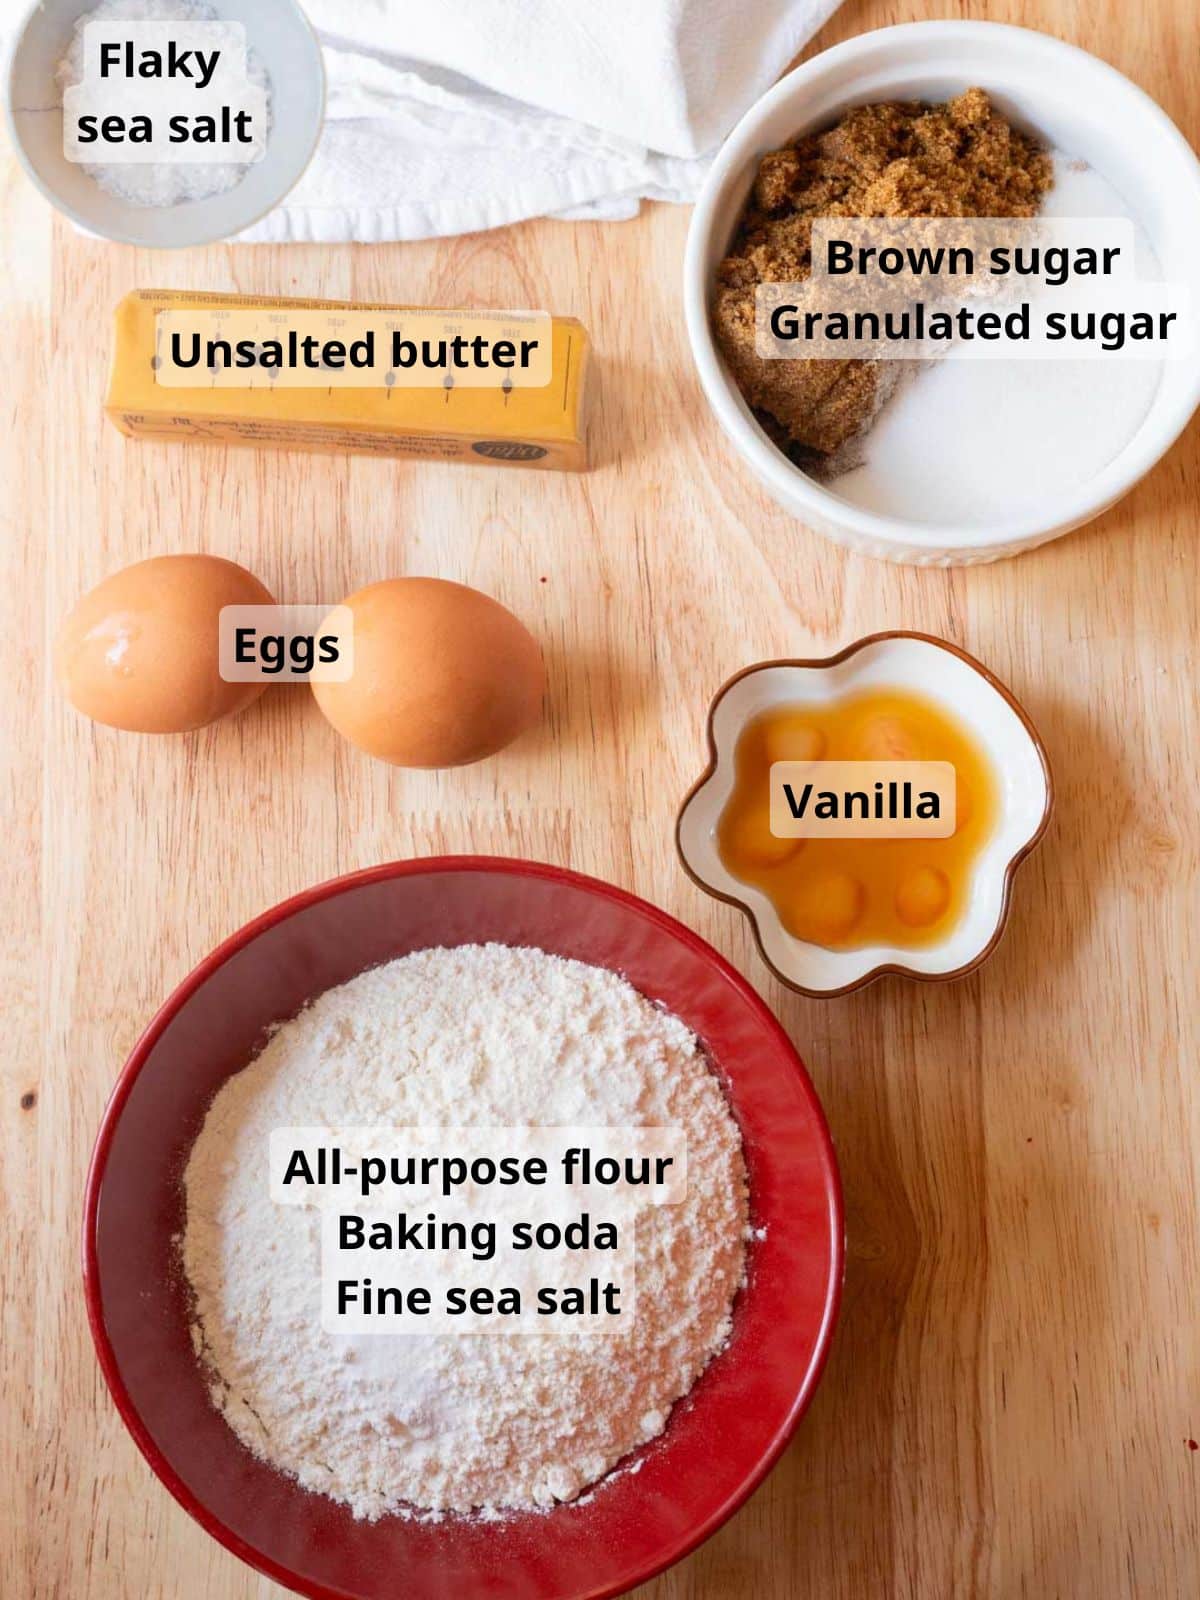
105,291,590,470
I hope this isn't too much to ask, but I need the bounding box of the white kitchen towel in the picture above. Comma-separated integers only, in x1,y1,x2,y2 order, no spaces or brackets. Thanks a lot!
241,0,840,242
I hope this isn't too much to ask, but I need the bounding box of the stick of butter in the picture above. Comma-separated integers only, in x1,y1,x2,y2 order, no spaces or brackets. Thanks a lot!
105,290,590,471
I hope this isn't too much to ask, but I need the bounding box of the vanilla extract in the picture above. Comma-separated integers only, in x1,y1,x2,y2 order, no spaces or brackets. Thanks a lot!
719,688,999,949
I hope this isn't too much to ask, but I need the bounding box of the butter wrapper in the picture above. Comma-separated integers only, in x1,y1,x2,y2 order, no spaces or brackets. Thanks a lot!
105,290,590,471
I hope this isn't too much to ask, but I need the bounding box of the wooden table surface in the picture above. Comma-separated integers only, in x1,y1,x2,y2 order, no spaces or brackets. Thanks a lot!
4,1,1198,1595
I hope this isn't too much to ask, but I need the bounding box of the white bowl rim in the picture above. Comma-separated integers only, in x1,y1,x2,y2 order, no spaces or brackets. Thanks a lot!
683,19,1200,553
675,630,1055,997
3,0,327,249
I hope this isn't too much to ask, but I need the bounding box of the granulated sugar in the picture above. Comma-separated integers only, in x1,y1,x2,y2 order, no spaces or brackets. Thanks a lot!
181,945,748,1518
57,0,271,208
832,157,1164,524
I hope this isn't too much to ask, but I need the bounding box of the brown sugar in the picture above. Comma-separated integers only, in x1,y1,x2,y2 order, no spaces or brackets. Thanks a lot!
713,89,1053,469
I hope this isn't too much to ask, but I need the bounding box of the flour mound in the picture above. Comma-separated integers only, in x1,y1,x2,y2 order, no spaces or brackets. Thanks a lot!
181,944,748,1518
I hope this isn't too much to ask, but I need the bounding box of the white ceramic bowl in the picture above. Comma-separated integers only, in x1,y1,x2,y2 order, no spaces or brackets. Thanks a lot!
676,634,1052,996
683,22,1200,565
5,0,324,247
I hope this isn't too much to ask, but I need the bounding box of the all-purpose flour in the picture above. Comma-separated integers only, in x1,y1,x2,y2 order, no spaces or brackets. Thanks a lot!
181,944,748,1518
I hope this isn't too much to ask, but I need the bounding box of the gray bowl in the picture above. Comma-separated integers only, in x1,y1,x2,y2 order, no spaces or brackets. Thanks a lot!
5,0,325,247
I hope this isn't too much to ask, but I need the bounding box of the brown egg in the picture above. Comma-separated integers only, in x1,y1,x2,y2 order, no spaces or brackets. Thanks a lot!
55,555,275,733
311,578,545,767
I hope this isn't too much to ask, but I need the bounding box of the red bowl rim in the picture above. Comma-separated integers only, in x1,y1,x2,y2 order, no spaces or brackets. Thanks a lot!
82,855,845,1600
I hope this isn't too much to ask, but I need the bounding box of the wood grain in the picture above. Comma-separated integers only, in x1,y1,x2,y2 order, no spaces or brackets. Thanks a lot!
3,1,1198,1595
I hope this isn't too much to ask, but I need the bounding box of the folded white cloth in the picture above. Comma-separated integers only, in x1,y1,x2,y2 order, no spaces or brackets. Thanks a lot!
242,0,840,242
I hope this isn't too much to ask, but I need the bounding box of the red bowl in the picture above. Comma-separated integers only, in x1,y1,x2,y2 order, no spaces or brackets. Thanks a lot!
84,857,843,1600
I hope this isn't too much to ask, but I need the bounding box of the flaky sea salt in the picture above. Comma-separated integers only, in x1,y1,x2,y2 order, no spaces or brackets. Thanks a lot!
57,0,270,207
